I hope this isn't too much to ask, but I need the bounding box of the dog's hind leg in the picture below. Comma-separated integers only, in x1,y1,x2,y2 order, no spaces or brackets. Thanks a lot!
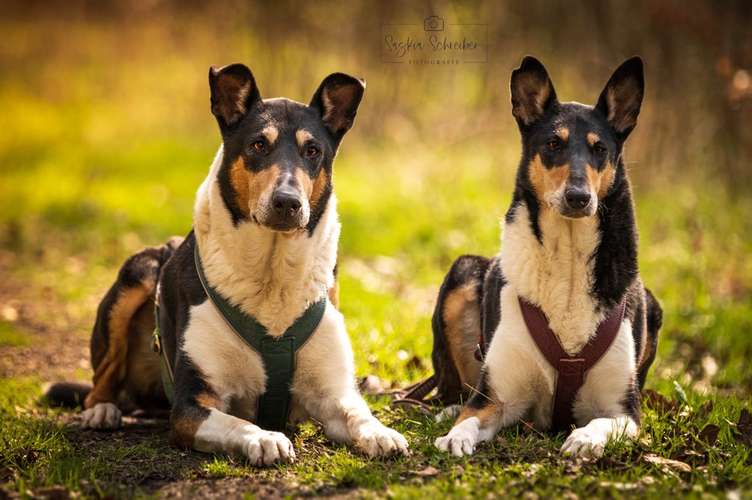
430,255,488,405
637,288,662,389
80,240,179,429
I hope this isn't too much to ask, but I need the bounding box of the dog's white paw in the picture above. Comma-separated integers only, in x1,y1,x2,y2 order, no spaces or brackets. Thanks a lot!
355,421,409,457
80,402,122,430
435,428,476,457
240,429,296,466
561,426,608,458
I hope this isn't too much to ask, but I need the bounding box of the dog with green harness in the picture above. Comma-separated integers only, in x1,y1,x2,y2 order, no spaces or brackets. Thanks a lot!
45,63,409,466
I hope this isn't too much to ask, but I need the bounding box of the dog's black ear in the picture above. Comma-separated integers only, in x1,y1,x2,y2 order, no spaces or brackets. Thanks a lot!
310,73,366,142
209,64,261,129
510,56,558,128
595,57,644,139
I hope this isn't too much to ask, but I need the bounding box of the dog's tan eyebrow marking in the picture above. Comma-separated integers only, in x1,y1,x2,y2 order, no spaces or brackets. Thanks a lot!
555,127,569,141
262,126,279,144
587,132,600,146
296,129,314,147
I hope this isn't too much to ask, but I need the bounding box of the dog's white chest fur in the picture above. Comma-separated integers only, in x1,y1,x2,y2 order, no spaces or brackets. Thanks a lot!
182,298,354,422
486,203,635,428
183,146,346,418
501,204,603,353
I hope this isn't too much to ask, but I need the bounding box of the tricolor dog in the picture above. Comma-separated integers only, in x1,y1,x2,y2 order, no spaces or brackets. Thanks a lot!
426,56,662,458
46,63,408,465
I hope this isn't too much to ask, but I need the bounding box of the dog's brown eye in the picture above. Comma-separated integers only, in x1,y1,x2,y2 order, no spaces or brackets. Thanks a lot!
593,142,607,154
251,140,266,153
305,145,320,159
547,138,561,151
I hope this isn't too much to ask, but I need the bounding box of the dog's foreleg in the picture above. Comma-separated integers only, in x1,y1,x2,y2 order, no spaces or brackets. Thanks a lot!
561,415,638,458
434,367,530,457
434,393,524,457
169,361,295,466
305,390,409,457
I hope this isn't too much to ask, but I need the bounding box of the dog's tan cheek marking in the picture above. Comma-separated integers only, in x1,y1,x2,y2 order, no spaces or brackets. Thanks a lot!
229,158,252,217
86,283,154,408
442,283,483,390
586,162,616,199
309,169,329,211
528,154,570,202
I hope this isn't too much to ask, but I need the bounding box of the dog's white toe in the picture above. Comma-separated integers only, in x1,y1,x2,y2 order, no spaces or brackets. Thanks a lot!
435,431,475,457
241,429,295,466
80,402,122,430
356,422,409,457
561,426,607,458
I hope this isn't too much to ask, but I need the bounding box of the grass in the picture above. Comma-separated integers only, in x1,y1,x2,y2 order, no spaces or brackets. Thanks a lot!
1,5,751,497
1,104,751,499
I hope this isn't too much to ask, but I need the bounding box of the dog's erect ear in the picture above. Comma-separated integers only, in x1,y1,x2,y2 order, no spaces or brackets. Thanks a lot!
510,56,558,128
209,64,261,128
595,57,644,139
310,73,366,142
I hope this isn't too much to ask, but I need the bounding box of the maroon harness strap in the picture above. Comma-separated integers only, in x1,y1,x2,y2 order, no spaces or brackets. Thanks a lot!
518,297,626,433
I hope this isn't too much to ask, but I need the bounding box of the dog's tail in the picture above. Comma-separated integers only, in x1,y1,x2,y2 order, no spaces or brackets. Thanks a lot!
43,382,92,408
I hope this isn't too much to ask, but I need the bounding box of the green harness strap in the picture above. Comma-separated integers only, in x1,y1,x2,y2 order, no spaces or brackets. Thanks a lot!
152,242,327,432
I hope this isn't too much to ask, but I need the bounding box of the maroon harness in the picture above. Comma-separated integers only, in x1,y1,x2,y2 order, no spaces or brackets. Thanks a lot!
475,297,626,433
518,297,626,432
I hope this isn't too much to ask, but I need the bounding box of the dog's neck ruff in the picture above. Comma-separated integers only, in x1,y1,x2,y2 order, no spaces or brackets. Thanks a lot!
194,242,326,431
518,296,626,432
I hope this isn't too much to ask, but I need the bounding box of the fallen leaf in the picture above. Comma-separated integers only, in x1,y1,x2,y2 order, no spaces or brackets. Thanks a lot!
643,453,692,473
642,389,676,414
737,409,752,447
413,466,440,477
698,424,720,446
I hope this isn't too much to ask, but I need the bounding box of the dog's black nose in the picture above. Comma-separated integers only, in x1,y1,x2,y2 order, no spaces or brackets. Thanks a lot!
564,188,591,210
272,190,302,216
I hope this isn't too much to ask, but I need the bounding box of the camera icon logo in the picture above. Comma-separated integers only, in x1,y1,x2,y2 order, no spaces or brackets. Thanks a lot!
424,15,444,32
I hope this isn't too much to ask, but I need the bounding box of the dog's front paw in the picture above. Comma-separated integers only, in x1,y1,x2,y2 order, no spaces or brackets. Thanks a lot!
561,426,608,458
435,427,476,457
355,421,409,457
80,402,122,429
241,429,296,466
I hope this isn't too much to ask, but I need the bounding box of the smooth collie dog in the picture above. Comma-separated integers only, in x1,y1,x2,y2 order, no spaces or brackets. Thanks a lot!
47,63,408,465
429,56,662,458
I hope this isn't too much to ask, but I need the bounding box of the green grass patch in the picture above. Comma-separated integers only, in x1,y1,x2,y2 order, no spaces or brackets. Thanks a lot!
0,321,31,347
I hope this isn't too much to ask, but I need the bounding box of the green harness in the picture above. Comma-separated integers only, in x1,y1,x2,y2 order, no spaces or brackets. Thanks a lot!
152,243,327,432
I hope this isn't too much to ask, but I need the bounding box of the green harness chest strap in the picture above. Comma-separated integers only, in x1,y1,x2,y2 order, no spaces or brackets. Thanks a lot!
152,242,327,432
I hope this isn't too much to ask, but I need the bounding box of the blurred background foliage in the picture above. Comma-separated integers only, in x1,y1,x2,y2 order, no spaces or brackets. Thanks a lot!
0,0,751,395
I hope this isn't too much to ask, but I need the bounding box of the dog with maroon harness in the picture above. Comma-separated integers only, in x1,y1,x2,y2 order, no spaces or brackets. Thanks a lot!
406,56,662,458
